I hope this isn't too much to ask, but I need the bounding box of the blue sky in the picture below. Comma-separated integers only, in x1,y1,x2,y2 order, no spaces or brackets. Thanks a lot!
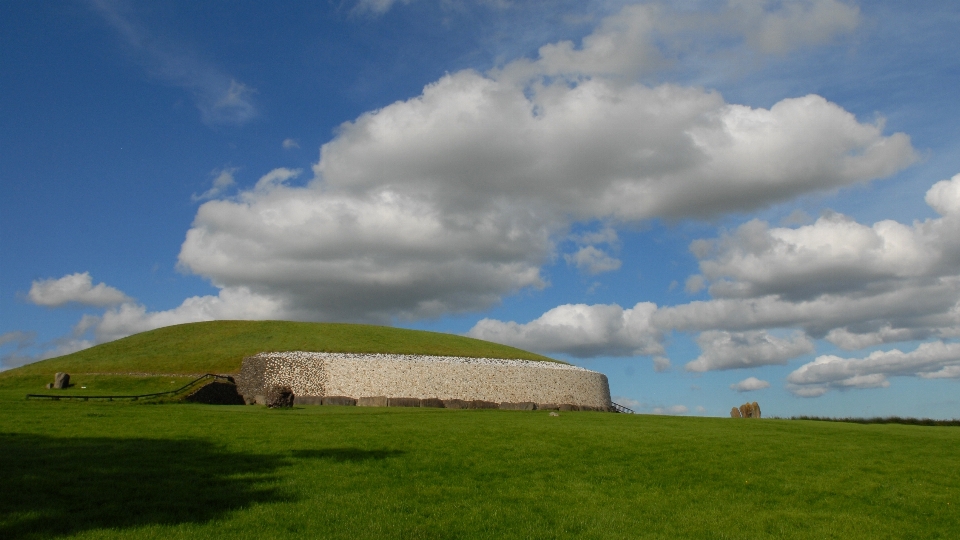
3,0,960,418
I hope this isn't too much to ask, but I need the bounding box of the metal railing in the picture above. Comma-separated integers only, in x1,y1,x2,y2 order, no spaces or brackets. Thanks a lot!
25,374,234,402
610,401,635,414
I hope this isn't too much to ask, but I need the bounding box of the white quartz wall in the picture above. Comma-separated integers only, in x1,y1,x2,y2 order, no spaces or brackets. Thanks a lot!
238,352,611,409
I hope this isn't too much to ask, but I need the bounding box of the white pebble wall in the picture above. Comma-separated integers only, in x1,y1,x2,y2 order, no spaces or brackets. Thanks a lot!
236,352,611,409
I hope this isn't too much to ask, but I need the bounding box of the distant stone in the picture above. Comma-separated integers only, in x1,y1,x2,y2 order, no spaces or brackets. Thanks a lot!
558,404,580,412
321,396,357,406
294,396,324,406
53,372,70,389
46,383,53,389
730,407,742,418
752,402,761,418
549,412,559,417
538,403,559,411
358,396,388,407
265,385,294,408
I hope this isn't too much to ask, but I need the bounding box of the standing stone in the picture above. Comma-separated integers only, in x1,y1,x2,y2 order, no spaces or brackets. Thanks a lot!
752,402,761,418
739,403,753,418
265,385,294,408
730,407,742,418
53,372,70,389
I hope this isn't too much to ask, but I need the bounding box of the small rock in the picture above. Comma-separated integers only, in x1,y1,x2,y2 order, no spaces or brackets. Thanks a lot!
549,412,559,417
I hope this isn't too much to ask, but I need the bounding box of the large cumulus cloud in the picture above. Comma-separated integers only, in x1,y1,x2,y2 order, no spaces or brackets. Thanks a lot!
176,17,912,324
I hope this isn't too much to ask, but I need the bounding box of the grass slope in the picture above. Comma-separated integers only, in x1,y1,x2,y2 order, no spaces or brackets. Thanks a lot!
1,320,557,379
1,402,958,539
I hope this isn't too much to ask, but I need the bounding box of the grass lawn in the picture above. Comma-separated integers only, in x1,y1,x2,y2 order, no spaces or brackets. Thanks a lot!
2,397,958,539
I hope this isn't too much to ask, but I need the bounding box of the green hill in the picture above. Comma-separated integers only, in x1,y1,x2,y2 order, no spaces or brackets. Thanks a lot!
1,320,558,379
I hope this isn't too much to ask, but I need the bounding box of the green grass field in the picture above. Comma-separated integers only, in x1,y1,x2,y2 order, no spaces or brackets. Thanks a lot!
1,400,958,539
1,321,958,539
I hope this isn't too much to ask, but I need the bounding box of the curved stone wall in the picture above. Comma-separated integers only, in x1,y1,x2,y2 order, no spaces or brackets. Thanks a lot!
237,352,611,409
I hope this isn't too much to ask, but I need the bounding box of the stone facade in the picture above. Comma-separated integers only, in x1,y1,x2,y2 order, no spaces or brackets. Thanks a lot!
237,352,612,410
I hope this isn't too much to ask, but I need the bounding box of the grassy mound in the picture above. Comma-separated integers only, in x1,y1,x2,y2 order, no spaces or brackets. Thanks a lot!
1,320,557,380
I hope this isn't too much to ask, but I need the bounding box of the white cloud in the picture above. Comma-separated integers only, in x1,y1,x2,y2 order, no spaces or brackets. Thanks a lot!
787,341,960,396
612,395,641,409
685,275,705,293
470,175,960,388
740,0,860,55
24,1,910,367
177,58,912,323
468,302,663,358
658,174,960,347
565,246,622,275
89,286,288,343
89,0,257,126
926,173,960,216
652,355,671,372
353,0,412,15
730,376,771,392
282,138,300,150
192,168,238,202
0,331,34,348
686,330,814,371
523,1,860,80
652,404,689,415
28,273,133,307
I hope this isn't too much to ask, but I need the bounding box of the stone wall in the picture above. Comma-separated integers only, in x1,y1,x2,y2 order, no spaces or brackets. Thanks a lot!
236,352,611,409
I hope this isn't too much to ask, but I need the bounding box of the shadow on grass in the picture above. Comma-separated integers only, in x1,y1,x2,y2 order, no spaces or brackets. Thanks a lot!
290,448,405,462
0,433,290,539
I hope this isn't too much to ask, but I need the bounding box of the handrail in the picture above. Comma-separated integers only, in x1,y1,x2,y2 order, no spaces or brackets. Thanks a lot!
25,374,234,401
610,401,635,414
